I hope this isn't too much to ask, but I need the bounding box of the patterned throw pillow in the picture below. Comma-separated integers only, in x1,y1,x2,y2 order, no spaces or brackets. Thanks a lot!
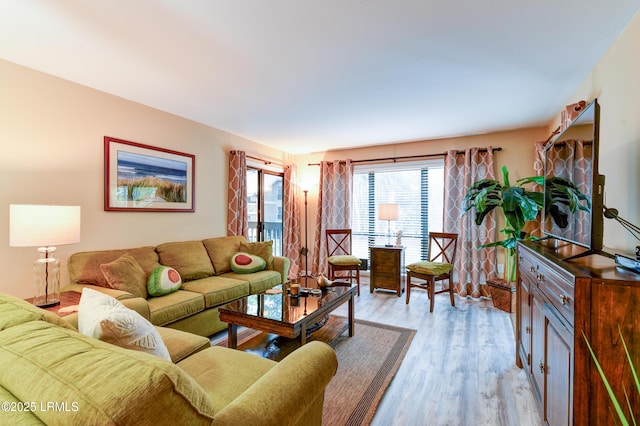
239,240,274,270
147,265,182,297
99,253,148,299
230,252,267,274
77,288,171,360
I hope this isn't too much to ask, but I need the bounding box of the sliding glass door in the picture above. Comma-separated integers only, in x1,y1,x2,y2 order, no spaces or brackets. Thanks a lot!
246,168,283,255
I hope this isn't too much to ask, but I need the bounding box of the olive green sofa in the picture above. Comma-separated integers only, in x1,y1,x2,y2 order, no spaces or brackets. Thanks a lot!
0,292,338,425
64,236,290,337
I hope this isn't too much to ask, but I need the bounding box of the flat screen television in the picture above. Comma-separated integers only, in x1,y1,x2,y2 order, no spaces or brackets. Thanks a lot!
542,99,605,255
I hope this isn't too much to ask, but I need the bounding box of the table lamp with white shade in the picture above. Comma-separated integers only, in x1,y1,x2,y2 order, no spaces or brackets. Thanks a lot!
10,204,81,307
378,203,399,247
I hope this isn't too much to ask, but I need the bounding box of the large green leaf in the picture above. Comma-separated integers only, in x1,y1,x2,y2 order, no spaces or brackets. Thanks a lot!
544,176,591,229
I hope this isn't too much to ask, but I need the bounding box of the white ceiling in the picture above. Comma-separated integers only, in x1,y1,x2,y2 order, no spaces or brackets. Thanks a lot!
1,1,639,154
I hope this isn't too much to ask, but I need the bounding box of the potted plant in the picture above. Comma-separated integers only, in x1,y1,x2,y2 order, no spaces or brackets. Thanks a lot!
462,165,590,283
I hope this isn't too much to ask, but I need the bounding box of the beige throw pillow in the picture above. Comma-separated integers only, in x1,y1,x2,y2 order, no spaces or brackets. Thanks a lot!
99,253,148,299
78,288,170,360
239,240,274,270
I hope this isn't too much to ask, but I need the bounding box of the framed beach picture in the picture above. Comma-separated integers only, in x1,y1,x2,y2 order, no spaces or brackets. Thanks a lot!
104,137,195,212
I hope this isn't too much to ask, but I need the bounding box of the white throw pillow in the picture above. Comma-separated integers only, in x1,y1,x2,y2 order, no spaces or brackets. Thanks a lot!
78,287,171,361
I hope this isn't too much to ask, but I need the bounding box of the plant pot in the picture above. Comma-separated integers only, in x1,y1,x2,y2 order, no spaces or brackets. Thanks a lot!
487,278,516,313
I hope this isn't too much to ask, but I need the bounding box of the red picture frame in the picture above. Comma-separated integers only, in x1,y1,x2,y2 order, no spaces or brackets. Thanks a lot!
104,136,195,212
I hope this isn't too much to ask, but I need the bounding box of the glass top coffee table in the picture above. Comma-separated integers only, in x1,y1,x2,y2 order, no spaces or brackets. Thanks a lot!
219,282,357,348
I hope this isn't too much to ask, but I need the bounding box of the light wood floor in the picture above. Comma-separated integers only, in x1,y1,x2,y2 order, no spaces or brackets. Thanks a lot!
329,277,542,426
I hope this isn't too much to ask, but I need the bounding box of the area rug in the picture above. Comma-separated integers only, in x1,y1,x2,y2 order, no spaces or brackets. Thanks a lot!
211,316,415,426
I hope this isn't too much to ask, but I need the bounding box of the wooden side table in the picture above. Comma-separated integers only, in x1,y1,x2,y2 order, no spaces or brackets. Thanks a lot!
370,246,405,296
25,291,81,317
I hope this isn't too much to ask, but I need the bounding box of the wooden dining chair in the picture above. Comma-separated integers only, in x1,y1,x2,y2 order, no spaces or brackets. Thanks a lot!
405,232,458,312
326,229,362,296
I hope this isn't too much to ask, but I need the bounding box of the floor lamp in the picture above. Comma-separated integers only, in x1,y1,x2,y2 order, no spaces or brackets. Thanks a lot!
300,189,310,278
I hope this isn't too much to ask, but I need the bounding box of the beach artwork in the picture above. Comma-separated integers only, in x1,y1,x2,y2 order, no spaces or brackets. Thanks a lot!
104,137,195,212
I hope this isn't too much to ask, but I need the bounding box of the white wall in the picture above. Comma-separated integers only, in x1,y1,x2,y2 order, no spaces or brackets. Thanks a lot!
0,59,289,298
563,11,640,252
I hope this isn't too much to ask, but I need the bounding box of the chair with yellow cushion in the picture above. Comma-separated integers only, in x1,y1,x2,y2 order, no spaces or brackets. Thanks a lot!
405,232,458,312
326,229,362,296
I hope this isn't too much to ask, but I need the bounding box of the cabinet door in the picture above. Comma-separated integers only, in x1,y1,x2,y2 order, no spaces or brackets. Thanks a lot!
530,292,545,404
544,304,573,426
518,278,532,369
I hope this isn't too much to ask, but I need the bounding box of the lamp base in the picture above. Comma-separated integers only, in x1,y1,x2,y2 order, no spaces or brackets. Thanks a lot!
34,299,60,308
33,247,61,309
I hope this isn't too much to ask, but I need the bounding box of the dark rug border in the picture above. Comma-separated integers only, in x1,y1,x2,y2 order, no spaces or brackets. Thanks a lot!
210,316,416,426
329,316,416,426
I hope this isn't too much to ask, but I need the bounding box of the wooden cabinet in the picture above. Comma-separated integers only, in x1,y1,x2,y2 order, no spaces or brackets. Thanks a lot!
370,246,404,296
516,240,640,425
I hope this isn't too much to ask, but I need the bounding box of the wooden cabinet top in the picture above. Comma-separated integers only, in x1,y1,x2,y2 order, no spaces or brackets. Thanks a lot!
520,240,640,283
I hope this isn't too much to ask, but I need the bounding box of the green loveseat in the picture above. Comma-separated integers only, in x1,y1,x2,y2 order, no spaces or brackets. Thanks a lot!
64,235,290,337
0,293,338,425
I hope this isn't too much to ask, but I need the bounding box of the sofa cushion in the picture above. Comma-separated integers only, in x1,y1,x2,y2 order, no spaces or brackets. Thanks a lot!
230,252,266,274
240,240,274,270
156,326,211,363
147,290,205,326
156,241,215,281
0,320,215,425
78,288,171,360
178,345,276,413
148,265,183,296
220,270,282,294
0,386,42,424
327,254,361,266
99,253,148,298
202,235,247,275
68,246,159,288
181,276,250,308
0,292,76,331
406,261,453,276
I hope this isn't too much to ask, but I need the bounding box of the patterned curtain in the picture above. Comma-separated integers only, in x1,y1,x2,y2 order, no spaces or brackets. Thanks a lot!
444,148,496,298
282,164,301,279
544,139,592,242
525,141,546,238
227,150,248,237
313,160,354,277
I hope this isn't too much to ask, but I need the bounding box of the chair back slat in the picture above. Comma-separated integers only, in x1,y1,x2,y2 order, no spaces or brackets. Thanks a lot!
326,229,353,256
428,232,458,264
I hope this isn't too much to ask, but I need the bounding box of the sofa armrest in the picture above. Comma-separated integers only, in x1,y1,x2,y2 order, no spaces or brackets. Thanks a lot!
62,283,137,301
60,285,152,326
213,341,337,426
273,256,291,283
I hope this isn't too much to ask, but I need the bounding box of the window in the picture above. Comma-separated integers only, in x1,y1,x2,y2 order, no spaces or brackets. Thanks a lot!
351,160,444,265
247,167,284,256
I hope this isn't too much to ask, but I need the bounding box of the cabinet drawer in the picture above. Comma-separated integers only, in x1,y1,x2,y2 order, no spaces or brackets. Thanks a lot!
518,249,538,283
519,245,575,325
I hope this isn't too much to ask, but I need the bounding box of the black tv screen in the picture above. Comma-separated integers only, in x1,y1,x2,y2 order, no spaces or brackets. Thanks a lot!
542,99,604,251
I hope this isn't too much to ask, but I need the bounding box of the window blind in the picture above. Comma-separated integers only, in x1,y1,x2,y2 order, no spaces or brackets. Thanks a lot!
352,160,444,265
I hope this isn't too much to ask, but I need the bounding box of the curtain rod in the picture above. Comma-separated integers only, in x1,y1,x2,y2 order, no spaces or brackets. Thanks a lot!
307,147,502,166
246,154,283,167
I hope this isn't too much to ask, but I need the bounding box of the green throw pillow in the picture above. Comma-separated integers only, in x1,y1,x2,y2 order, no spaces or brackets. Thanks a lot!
147,265,182,296
230,252,267,274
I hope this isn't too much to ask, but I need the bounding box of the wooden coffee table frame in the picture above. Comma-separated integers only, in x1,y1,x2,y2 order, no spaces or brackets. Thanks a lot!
219,285,356,348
